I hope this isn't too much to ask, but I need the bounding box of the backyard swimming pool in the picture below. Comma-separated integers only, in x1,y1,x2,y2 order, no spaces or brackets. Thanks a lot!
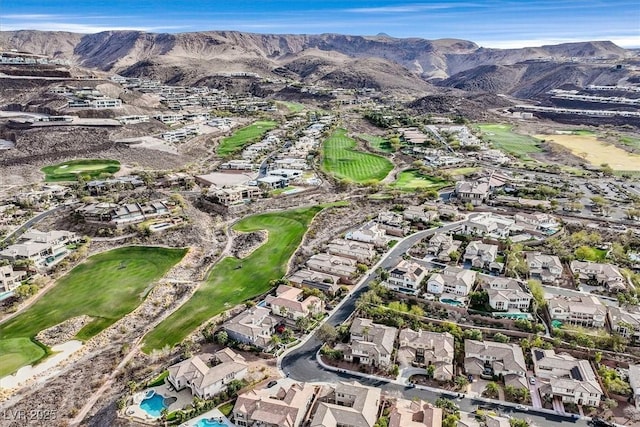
194,417,228,427
440,298,464,306
139,392,167,418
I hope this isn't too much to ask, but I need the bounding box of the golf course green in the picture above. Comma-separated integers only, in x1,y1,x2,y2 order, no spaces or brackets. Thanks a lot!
142,204,340,352
41,159,121,182
0,246,186,377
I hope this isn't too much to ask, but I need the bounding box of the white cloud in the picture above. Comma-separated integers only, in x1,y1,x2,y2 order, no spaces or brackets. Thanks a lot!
0,22,186,33
2,14,64,20
345,2,480,13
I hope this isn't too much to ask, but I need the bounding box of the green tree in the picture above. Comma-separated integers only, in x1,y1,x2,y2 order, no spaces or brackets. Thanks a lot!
215,330,229,346
317,323,338,343
295,316,312,332
493,332,510,343
527,279,545,309
442,414,460,427
484,382,500,398
574,245,597,261
435,398,460,416
388,301,409,312
509,418,529,427
464,329,483,341
426,364,436,379
468,291,489,311
454,375,469,390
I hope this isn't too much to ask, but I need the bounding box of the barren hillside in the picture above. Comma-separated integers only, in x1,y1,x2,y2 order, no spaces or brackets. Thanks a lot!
0,30,634,95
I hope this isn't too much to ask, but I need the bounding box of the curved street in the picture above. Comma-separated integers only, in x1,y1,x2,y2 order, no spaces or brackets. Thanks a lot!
281,220,590,427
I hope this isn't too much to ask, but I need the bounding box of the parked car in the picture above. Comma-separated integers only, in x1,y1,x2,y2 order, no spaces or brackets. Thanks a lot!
267,380,278,388
529,376,536,385
515,404,528,411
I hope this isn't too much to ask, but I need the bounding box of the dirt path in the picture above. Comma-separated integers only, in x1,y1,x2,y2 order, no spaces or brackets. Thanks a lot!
68,339,141,427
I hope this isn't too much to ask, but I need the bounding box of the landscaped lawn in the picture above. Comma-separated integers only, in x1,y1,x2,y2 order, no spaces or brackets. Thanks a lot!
357,134,393,153
477,124,543,161
142,205,340,352
576,247,608,262
0,246,186,376
41,159,121,182
322,129,393,183
278,101,305,113
0,338,46,378
216,120,278,156
445,167,480,177
391,169,450,191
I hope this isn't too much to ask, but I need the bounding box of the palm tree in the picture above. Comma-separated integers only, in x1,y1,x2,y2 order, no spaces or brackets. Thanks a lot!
484,382,499,398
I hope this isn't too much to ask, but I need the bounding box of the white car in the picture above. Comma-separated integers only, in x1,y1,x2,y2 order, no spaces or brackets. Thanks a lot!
515,404,528,411
529,376,536,385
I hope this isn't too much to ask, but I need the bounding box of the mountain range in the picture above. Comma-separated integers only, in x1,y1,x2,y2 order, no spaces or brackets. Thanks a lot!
0,30,635,97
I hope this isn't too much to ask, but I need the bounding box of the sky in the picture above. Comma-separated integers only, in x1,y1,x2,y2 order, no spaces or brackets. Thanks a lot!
1,0,639,48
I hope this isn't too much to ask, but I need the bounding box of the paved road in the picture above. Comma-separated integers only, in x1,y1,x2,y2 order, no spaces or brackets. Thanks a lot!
0,204,69,245
281,222,463,382
281,220,589,427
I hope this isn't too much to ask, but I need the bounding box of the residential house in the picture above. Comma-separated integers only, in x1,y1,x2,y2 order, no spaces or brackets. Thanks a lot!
338,318,398,368
311,381,381,427
75,200,171,227
223,306,278,350
389,399,442,427
427,266,476,297
514,212,559,230
455,181,490,206
267,169,303,180
607,305,640,340
257,175,288,189
532,348,603,406
233,380,316,427
426,233,461,262
462,213,515,239
570,261,626,292
219,160,257,171
398,329,454,381
547,294,606,328
167,348,248,399
345,221,386,246
0,229,77,269
384,259,428,296
265,285,324,320
629,364,640,409
326,239,376,264
403,205,439,224
377,211,409,237
482,277,532,312
85,175,144,195
0,264,27,292
464,340,528,389
306,253,358,284
156,172,195,189
463,241,501,272
287,269,341,295
437,205,459,221
525,252,563,284
204,185,262,209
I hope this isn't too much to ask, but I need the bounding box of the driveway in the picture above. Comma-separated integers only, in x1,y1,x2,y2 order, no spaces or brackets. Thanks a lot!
528,373,543,409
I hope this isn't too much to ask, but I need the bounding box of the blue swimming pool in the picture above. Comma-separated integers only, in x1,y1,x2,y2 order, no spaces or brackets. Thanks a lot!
194,418,227,427
440,298,464,306
139,393,167,418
